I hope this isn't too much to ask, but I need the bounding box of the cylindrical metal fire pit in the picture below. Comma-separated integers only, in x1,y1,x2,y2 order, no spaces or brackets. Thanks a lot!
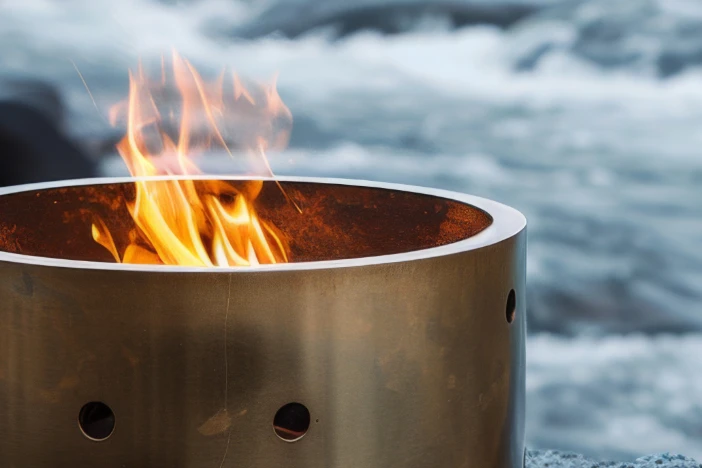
0,176,526,468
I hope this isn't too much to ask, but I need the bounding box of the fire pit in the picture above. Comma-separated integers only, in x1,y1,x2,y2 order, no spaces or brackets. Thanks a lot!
0,175,526,467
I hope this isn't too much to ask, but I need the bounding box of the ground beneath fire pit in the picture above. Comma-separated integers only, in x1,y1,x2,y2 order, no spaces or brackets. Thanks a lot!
527,450,701,468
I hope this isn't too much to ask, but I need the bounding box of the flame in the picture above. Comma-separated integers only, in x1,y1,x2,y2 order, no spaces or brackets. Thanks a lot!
92,51,292,266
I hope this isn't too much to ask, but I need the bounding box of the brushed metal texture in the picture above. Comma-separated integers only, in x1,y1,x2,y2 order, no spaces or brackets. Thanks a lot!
0,177,526,468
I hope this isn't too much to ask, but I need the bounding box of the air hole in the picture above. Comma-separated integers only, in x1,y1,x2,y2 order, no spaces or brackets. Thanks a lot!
506,289,516,324
273,402,310,442
79,401,115,441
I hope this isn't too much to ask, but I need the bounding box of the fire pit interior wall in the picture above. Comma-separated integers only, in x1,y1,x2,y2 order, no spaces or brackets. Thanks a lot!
0,180,493,262
0,178,525,468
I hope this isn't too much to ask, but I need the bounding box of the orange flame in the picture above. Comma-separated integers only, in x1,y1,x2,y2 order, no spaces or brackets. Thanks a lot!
92,51,292,266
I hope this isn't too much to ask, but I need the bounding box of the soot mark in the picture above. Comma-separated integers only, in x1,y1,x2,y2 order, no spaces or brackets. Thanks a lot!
13,271,34,297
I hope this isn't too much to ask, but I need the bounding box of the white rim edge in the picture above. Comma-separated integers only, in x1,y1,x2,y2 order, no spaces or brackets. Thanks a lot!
0,176,527,272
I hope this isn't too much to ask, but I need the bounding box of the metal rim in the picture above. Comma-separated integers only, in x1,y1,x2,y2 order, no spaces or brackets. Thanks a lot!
0,175,526,272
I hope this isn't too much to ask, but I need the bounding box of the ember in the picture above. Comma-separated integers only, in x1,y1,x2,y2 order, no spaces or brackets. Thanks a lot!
92,51,292,267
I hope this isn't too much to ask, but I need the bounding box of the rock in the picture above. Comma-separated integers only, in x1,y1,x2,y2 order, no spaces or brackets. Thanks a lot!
526,450,701,468
0,80,98,187
0,77,65,127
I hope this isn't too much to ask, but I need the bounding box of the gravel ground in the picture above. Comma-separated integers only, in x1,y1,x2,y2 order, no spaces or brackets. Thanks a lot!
527,450,701,468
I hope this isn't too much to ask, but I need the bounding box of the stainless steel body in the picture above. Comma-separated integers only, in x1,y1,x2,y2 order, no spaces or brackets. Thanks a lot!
0,176,527,468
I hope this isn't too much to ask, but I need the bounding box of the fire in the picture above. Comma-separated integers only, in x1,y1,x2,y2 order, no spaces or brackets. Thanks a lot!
92,51,292,266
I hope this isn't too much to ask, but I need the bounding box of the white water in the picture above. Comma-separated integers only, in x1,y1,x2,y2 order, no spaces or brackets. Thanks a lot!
528,333,702,460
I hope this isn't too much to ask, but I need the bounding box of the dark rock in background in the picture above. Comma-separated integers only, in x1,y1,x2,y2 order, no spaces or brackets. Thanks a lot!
0,79,97,187
527,450,701,468
0,78,65,125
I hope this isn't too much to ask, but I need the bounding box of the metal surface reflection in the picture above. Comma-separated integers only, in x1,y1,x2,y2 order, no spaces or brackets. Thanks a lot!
0,177,526,468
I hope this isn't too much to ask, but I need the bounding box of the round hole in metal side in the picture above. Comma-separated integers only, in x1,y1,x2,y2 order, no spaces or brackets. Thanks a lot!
79,401,115,441
506,289,516,324
273,402,310,442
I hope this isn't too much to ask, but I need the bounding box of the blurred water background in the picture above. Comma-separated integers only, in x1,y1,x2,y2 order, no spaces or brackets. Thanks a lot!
2,0,702,460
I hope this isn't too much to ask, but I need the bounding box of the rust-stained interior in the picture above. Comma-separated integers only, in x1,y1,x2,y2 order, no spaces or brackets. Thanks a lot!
0,180,493,263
